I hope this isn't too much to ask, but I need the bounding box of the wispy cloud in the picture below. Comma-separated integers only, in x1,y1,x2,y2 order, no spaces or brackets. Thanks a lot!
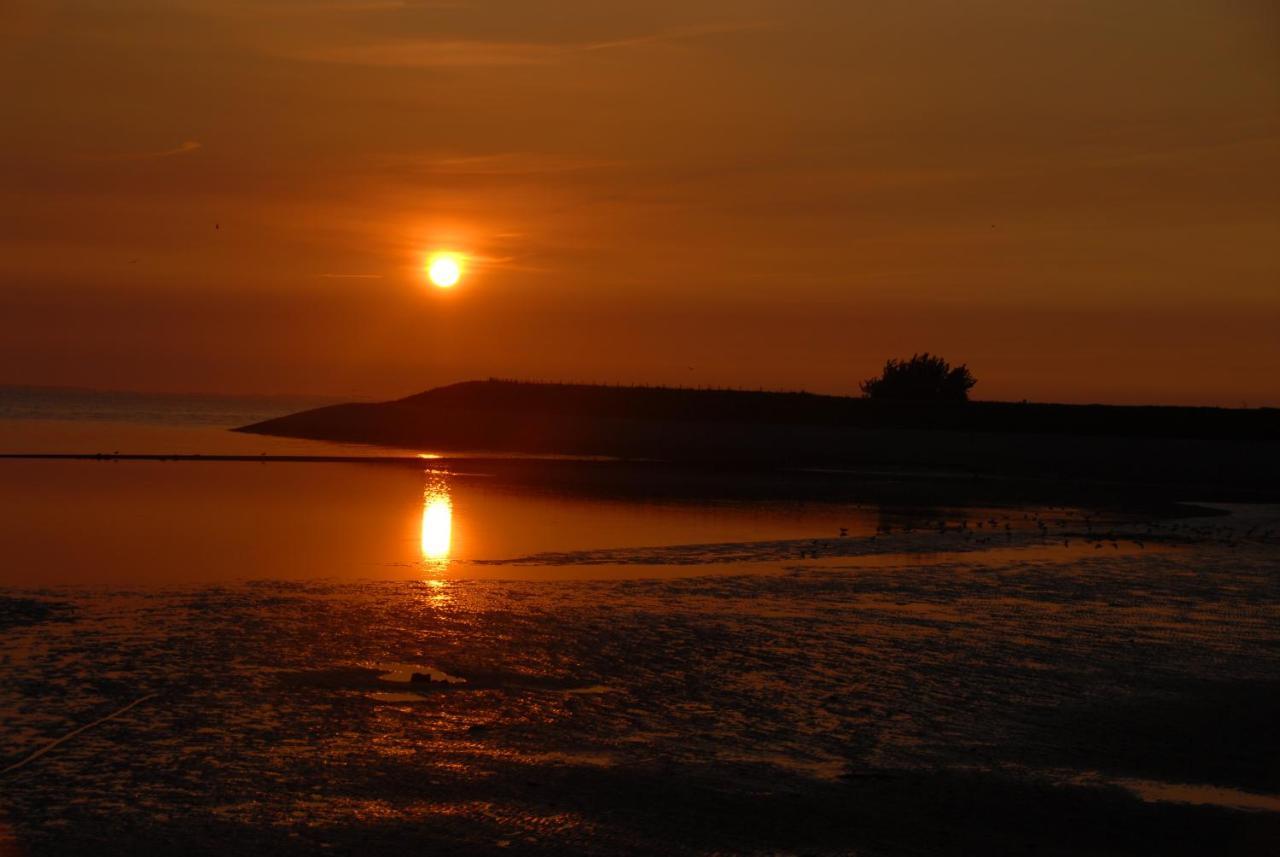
90,140,203,161
217,0,453,17
578,21,772,53
379,151,622,176
152,140,203,158
253,1,412,14
293,39,552,67
276,21,771,69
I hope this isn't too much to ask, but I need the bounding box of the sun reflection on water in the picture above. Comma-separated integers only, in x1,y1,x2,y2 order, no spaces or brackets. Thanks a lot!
420,476,452,563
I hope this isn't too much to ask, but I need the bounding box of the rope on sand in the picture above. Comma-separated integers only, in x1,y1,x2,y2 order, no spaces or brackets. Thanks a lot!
1,693,159,776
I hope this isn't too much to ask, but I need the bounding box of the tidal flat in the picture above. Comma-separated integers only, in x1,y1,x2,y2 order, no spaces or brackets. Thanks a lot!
0,460,1277,854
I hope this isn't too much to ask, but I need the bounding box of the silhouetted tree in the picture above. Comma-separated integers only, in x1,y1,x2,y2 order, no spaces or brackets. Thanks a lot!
860,353,976,401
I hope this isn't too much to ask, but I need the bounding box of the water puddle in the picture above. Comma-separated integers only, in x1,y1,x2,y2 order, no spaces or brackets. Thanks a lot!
1117,778,1280,813
1068,770,1280,813
523,751,615,767
368,692,432,704
376,663,467,686
719,751,849,781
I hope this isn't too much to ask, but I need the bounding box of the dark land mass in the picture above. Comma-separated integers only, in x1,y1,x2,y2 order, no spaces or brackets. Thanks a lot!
236,380,1280,500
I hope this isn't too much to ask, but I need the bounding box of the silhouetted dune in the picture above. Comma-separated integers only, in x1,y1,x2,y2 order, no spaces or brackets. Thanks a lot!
236,380,1280,496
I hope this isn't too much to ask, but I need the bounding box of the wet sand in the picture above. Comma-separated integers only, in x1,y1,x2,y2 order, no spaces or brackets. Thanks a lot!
1,494,1277,855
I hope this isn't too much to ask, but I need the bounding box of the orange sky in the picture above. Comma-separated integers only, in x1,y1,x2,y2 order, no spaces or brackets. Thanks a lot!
2,0,1277,405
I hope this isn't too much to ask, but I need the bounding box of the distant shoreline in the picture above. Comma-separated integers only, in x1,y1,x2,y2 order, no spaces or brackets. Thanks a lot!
231,380,1280,499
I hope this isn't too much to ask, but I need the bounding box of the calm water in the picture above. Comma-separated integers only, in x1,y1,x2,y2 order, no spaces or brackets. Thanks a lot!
0,386,400,457
0,458,901,584
0,387,1030,585
2,389,1278,855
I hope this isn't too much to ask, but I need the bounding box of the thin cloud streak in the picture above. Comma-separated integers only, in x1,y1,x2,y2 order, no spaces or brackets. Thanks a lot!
88,140,203,161
152,140,203,158
275,21,771,68
240,0,463,15
286,39,553,67
579,21,773,52
377,151,624,176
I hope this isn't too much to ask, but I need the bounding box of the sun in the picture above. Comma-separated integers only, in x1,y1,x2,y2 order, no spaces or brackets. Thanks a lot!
427,252,463,288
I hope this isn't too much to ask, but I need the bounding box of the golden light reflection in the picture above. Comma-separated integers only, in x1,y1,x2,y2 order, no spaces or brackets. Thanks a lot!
420,470,453,566
423,577,451,608
421,491,452,560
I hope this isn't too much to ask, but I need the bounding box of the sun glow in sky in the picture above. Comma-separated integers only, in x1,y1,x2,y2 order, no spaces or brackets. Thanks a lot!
1,1,1277,405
